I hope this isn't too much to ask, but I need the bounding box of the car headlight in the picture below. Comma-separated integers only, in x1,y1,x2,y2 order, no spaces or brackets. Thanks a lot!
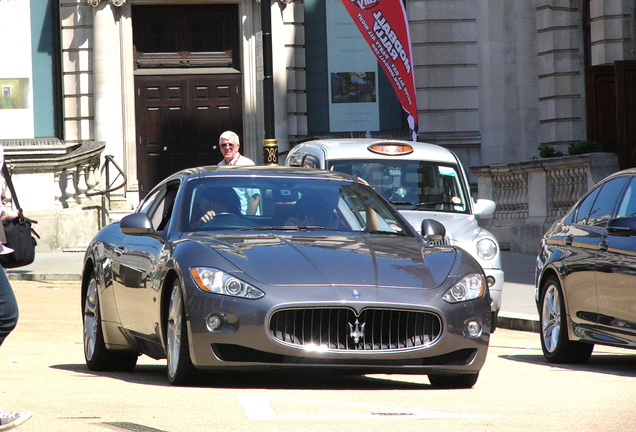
442,273,486,303
191,268,264,299
476,238,497,260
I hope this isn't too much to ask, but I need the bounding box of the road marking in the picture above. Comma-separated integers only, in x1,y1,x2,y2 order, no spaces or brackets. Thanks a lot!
236,393,499,420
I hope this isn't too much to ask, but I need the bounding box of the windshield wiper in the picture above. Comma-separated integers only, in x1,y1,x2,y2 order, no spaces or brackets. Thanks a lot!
415,201,454,209
389,200,415,206
239,226,326,231
365,229,407,236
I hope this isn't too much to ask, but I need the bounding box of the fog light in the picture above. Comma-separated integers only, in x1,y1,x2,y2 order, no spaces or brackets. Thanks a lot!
486,276,495,288
465,319,482,337
206,314,223,332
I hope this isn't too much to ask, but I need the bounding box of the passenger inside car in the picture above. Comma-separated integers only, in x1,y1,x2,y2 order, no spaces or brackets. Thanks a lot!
285,195,333,227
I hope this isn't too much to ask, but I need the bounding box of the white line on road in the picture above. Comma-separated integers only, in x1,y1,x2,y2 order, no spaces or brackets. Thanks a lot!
236,393,499,420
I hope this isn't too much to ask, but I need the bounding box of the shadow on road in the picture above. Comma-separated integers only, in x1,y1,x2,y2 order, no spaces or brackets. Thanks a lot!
51,363,435,389
500,352,636,378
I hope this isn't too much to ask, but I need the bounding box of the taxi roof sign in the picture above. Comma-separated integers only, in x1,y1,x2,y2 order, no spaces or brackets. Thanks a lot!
368,143,414,156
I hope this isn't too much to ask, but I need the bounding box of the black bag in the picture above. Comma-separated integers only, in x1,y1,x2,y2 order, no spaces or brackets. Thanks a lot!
0,164,39,268
0,215,38,268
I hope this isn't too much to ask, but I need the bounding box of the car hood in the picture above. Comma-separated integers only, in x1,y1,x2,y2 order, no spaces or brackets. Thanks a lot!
190,233,457,289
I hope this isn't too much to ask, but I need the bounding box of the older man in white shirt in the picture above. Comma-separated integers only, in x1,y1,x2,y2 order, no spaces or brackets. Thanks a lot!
217,131,259,214
218,131,255,166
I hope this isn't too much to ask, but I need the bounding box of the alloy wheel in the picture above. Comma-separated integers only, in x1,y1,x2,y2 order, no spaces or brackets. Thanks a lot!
167,281,183,379
83,275,99,361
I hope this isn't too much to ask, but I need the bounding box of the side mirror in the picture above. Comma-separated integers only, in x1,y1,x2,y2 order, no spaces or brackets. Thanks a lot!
421,219,446,243
286,154,304,167
606,216,636,237
473,199,496,216
120,213,155,236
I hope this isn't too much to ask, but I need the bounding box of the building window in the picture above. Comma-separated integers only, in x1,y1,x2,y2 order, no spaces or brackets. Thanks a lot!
132,5,239,70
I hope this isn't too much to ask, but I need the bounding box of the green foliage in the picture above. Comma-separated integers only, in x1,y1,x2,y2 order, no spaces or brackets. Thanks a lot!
538,145,564,158
538,141,604,158
567,140,603,155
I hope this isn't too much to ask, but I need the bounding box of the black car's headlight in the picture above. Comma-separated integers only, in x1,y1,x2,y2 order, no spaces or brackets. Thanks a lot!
442,273,486,303
191,268,264,299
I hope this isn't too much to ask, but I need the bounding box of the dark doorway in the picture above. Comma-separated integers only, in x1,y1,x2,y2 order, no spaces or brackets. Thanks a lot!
132,4,242,195
135,75,242,195
586,61,636,170
616,61,636,169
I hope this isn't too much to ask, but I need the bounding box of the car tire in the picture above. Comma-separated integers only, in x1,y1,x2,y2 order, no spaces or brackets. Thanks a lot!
539,275,593,363
428,373,479,389
166,278,198,386
83,269,138,372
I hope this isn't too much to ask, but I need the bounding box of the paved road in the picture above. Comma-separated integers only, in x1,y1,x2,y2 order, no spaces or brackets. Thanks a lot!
2,279,635,432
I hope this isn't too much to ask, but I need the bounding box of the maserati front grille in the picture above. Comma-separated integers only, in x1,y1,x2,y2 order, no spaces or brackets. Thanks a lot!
269,308,442,351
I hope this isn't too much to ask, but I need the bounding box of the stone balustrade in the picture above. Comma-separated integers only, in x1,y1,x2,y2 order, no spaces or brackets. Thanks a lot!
1,139,106,210
0,139,107,251
471,153,619,254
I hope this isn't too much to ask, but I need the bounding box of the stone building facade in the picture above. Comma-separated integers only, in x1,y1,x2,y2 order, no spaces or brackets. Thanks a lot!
0,0,634,251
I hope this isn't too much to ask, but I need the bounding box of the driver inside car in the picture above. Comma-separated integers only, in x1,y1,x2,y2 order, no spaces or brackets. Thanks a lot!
191,187,241,228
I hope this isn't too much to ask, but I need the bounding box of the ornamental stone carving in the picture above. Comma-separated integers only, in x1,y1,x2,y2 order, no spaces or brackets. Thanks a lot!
87,0,126,7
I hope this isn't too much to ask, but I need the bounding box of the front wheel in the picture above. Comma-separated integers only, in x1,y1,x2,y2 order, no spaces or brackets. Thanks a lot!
539,275,593,363
428,373,479,389
166,279,198,385
83,269,138,371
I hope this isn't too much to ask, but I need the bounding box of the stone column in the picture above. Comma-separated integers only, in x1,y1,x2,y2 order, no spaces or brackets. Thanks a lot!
589,0,636,65
536,2,586,150
89,0,128,207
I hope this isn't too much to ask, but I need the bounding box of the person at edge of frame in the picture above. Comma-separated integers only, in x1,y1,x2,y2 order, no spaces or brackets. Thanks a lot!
0,144,33,431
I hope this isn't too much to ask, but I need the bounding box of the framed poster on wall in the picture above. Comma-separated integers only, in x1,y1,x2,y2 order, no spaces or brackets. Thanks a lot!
326,0,379,133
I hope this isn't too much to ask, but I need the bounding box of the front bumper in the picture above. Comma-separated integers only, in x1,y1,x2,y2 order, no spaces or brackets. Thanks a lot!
184,284,491,375
484,268,504,315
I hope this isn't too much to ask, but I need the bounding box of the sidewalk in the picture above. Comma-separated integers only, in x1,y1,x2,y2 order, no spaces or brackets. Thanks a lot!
6,250,85,282
6,249,541,332
497,251,539,333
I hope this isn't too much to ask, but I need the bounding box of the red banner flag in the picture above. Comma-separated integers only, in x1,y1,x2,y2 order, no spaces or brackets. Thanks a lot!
341,0,419,141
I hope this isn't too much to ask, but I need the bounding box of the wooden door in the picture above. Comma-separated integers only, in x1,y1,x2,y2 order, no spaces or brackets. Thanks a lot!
132,4,242,195
616,61,636,169
585,65,616,151
135,74,242,195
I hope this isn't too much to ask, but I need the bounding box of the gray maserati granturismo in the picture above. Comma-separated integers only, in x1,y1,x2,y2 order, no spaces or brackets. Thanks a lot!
81,166,491,388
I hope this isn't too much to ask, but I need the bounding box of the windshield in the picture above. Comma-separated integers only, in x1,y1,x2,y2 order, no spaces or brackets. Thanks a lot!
328,159,469,214
180,176,413,235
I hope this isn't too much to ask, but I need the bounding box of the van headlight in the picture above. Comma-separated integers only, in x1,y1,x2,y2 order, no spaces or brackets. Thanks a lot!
191,268,264,299
443,273,486,303
476,238,497,260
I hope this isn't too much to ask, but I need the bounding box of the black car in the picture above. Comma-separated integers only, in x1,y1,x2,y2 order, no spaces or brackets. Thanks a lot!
81,166,491,387
536,168,636,363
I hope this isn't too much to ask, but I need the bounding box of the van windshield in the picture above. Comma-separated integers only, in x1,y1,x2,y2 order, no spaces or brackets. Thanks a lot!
328,159,469,214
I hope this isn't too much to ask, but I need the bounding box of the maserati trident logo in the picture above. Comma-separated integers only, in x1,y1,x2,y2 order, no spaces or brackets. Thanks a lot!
348,319,366,344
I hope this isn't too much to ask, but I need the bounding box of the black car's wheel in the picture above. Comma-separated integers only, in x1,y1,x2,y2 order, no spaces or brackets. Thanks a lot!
166,279,198,386
428,373,479,389
83,269,138,371
539,275,593,363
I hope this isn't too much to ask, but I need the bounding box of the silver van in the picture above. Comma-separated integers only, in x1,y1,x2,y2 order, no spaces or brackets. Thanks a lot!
285,138,503,329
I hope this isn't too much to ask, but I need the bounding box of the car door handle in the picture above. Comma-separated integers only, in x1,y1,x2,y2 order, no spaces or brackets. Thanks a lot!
114,246,125,256
598,238,609,252
564,235,573,246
